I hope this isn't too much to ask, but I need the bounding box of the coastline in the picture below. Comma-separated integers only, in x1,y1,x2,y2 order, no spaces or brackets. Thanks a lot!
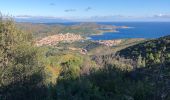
88,25,131,37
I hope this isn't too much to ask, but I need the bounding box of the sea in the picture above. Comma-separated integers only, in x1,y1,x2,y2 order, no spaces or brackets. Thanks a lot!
44,22,170,40
89,22,170,40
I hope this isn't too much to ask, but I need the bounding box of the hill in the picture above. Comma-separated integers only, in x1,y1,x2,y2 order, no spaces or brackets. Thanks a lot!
117,35,170,64
1,16,170,100
16,22,129,39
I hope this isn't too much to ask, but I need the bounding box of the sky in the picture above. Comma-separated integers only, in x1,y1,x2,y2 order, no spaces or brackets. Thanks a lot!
1,0,170,21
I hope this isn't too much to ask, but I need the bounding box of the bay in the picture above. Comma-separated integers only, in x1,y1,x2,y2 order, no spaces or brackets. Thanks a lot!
90,22,170,40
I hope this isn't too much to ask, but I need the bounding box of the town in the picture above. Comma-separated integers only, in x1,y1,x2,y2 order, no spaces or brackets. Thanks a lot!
36,33,83,46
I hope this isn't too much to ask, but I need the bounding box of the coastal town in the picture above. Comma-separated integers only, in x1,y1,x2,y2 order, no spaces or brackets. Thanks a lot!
97,40,122,46
36,33,83,46
36,32,124,47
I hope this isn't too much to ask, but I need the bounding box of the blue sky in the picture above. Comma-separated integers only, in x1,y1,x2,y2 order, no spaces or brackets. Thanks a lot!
1,0,170,21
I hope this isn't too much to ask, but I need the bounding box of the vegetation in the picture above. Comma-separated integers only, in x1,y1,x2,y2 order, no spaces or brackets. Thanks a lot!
17,22,120,39
0,16,170,100
117,35,170,66
0,16,46,99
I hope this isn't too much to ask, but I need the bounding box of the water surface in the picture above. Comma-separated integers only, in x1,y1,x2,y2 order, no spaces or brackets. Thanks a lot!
90,22,170,40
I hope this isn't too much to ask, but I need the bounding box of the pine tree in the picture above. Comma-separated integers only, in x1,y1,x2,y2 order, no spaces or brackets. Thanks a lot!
137,54,142,68
141,58,146,67
149,53,154,61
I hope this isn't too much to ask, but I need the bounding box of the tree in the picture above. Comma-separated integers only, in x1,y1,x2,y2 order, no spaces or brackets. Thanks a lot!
0,15,47,100
137,54,143,68
154,51,161,64
141,58,146,68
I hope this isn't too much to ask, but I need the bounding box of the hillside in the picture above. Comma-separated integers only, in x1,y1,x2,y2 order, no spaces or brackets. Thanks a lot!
16,22,129,39
1,17,170,100
117,35,170,66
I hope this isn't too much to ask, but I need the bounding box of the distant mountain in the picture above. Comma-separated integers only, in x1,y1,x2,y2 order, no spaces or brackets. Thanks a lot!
14,16,71,23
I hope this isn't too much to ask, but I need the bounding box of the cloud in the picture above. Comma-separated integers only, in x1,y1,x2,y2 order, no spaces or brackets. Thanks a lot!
75,15,152,22
89,15,128,20
15,15,34,19
64,9,76,12
64,7,92,12
153,14,170,18
49,3,55,6
85,7,92,11
14,15,63,19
